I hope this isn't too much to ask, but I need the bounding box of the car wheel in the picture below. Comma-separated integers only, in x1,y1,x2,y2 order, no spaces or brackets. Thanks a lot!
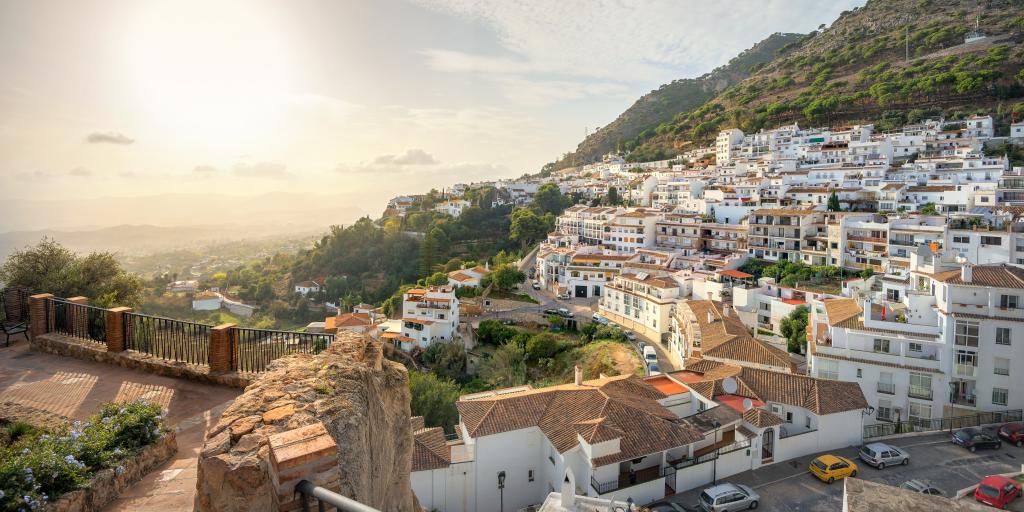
996,442,1002,449
851,470,858,477
1017,440,1022,448
877,462,885,470
749,501,759,510
901,458,909,465
827,477,834,484
970,445,976,452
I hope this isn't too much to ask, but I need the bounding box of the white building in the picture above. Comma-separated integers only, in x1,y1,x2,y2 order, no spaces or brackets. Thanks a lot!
294,280,321,295
396,286,460,350
191,291,222,311
434,199,472,218
716,129,745,164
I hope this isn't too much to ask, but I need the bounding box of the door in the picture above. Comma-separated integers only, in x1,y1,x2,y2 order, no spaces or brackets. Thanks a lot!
762,429,774,461
575,285,587,298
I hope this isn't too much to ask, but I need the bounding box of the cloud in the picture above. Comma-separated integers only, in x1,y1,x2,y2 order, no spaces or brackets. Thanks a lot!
232,161,288,178
192,165,218,176
372,148,438,166
85,131,135,145
68,167,92,177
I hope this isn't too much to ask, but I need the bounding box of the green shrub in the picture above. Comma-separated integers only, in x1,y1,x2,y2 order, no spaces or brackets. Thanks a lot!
0,400,165,511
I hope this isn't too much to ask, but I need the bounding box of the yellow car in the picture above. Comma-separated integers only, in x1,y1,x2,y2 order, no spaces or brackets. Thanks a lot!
809,454,858,484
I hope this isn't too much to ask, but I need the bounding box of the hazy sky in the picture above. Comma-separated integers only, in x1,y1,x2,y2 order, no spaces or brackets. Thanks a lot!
0,0,860,227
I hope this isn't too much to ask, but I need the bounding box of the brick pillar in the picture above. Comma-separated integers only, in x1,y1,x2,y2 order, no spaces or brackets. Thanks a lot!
28,293,54,339
106,307,132,352
66,296,89,337
268,422,340,512
209,323,237,372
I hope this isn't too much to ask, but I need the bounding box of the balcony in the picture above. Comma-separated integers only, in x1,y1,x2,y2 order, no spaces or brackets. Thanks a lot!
950,393,977,407
955,364,978,378
877,382,896,395
908,386,933,401
889,239,915,247
590,465,666,496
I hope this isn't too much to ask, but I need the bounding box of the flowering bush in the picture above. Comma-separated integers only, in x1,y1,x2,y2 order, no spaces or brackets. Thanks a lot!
0,400,165,511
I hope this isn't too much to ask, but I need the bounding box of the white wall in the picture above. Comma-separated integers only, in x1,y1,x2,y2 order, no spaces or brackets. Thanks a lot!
474,428,547,512
411,461,476,512
675,461,715,493
774,431,821,462
601,475,665,506
715,448,753,481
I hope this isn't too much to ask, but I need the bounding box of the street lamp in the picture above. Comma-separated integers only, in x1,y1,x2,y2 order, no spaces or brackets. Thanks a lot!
497,471,506,512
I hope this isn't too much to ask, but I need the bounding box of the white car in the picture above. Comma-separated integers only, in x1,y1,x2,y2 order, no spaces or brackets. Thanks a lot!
558,292,572,300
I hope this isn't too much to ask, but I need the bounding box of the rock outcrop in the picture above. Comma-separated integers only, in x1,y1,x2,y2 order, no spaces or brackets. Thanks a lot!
194,332,417,511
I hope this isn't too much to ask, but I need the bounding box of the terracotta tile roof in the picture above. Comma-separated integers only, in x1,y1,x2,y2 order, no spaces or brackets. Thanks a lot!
456,375,703,467
678,301,793,372
744,408,783,428
822,298,862,326
333,313,371,328
834,315,940,340
412,426,450,471
718,269,754,279
929,264,1024,289
447,271,478,283
907,185,955,192
813,352,943,374
410,416,425,431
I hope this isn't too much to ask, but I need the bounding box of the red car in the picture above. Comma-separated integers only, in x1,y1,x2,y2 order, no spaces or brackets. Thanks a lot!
975,475,1022,509
998,422,1024,447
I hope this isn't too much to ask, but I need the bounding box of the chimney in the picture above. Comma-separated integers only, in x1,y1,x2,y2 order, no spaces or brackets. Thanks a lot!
723,304,732,317
707,311,715,324
560,469,576,509
706,292,713,301
574,365,583,386
961,263,973,283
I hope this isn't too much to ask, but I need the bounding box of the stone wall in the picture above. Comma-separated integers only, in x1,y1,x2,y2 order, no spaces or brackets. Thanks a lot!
48,430,177,512
31,333,252,389
194,331,418,512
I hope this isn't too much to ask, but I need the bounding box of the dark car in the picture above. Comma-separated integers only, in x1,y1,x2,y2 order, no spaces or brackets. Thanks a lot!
998,422,1024,447
543,308,560,316
952,428,1002,452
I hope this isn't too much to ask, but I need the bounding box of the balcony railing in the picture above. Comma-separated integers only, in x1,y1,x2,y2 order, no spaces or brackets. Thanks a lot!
877,382,896,395
590,465,665,495
908,386,933,401
950,393,977,407
955,364,978,378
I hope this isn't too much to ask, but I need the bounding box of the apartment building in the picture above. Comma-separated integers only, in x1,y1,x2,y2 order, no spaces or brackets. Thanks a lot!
563,252,629,298
599,272,681,342
746,206,823,262
600,210,661,253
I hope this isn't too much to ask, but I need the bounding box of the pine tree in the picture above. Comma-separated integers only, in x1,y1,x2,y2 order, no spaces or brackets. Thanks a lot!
827,191,840,211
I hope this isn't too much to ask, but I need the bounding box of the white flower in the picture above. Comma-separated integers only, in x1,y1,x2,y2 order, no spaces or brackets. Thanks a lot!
115,466,125,476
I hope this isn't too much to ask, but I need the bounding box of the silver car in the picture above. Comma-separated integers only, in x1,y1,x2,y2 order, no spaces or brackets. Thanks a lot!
900,480,944,496
698,483,760,511
858,442,909,469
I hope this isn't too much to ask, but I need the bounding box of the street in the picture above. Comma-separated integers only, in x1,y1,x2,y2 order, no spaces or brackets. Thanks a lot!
658,430,1024,511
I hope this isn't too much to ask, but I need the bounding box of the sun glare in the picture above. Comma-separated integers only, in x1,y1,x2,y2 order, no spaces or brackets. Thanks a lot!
120,1,298,147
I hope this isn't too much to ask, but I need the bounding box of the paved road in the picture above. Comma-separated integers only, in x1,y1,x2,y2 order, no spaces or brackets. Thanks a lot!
660,430,1024,511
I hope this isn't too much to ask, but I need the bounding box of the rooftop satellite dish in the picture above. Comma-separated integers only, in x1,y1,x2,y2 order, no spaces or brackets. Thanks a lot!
742,398,754,411
722,377,738,395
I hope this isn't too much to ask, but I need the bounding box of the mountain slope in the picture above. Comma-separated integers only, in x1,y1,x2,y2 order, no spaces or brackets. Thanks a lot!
559,32,804,168
555,0,1024,166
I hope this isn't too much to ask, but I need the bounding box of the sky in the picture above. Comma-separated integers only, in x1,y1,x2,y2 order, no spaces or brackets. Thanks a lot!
0,0,862,230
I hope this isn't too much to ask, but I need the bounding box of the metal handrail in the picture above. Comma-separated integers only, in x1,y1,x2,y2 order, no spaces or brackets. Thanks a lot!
295,480,380,512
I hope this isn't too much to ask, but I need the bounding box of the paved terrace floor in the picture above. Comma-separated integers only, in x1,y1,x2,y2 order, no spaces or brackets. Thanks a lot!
0,337,241,511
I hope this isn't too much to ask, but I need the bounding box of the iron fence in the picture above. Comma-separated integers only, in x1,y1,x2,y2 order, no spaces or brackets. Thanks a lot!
864,409,1023,439
49,298,107,345
673,449,719,469
235,328,333,373
124,312,212,366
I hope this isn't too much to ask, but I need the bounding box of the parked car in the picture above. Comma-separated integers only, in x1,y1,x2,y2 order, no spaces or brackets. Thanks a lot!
998,422,1024,447
809,454,858,484
543,308,559,316
974,475,1022,509
531,281,541,290
647,363,661,376
558,292,572,300
643,346,658,365
858,442,909,469
637,341,646,352
952,427,1002,452
899,480,944,496
624,330,637,341
698,482,760,511
591,313,609,325
557,308,574,318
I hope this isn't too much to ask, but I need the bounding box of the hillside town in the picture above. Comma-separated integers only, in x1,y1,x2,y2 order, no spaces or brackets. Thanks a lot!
382,116,1024,511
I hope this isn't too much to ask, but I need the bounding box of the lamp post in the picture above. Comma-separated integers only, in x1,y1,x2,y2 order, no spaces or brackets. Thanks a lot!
497,471,505,512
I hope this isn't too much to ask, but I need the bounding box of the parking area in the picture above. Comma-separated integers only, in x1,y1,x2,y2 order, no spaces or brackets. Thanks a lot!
661,430,1024,511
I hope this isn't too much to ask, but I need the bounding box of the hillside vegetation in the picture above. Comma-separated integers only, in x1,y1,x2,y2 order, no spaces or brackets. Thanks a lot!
552,0,1024,168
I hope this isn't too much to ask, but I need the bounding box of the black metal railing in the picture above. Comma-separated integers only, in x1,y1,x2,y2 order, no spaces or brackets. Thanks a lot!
864,409,1023,439
124,312,212,366
49,299,107,345
590,466,667,495
877,382,896,395
236,328,333,373
718,438,752,455
674,449,719,469
295,480,380,512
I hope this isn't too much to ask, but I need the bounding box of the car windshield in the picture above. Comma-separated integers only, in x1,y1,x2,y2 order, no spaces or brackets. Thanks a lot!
699,492,713,505
812,459,828,471
978,485,1001,498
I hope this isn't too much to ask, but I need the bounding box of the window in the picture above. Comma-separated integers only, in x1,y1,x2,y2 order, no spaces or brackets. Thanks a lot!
528,469,535,482
887,289,900,301
993,388,1009,406
909,372,932,400
856,368,862,378
953,235,970,244
996,327,1012,346
805,416,812,429
877,399,893,421
786,412,793,423
955,321,979,347
908,403,931,428
873,338,891,353
981,236,1002,246
1000,295,1019,309
995,357,1010,376
909,342,922,353
817,360,838,380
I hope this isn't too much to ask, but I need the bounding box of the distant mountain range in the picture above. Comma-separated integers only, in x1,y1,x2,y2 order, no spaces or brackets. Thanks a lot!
554,0,1024,168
